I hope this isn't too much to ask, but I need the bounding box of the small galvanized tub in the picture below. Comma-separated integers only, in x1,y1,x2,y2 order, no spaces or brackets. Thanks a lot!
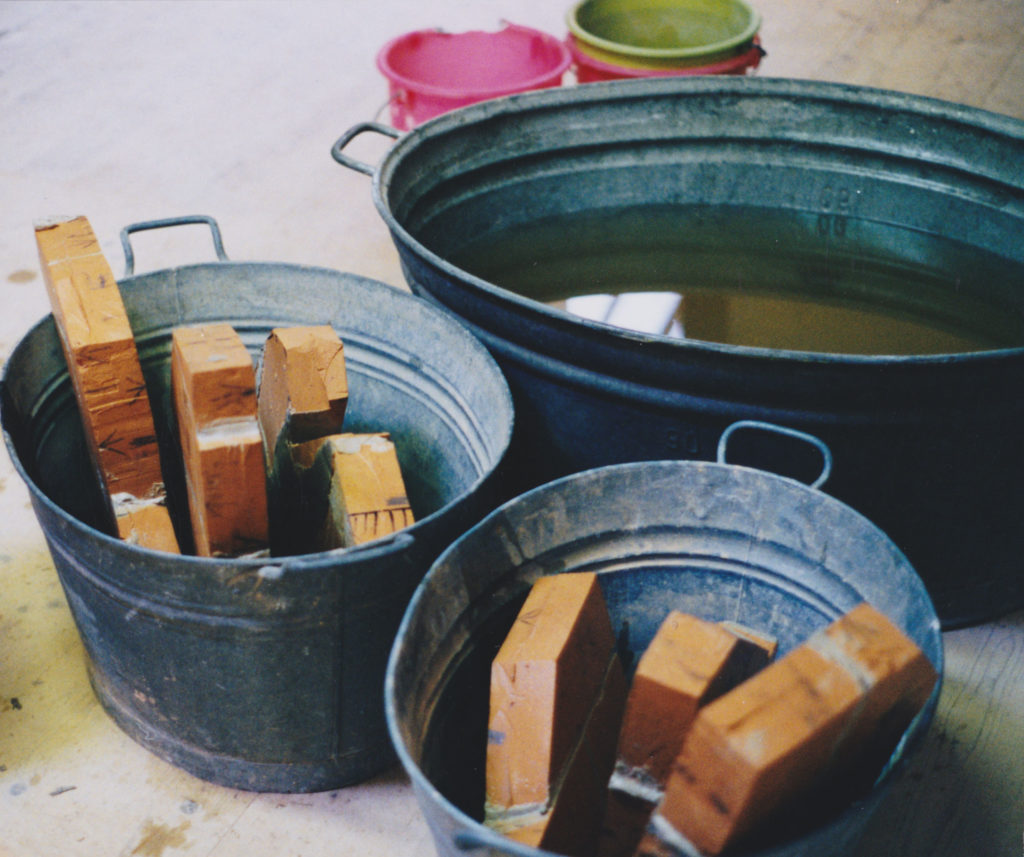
0,216,514,792
386,429,942,857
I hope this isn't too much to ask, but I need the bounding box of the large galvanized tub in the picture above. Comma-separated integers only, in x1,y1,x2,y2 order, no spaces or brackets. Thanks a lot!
333,76,1024,628
0,216,514,792
386,451,943,857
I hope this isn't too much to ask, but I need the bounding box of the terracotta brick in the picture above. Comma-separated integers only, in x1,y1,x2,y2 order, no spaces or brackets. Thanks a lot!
503,654,627,857
257,325,348,463
618,612,773,785
171,323,268,557
35,215,178,553
257,325,349,553
599,613,773,857
806,601,939,781
115,502,180,553
290,432,414,550
486,572,627,855
650,602,937,855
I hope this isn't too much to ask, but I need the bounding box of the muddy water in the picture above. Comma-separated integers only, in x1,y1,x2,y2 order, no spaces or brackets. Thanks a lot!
449,205,1024,355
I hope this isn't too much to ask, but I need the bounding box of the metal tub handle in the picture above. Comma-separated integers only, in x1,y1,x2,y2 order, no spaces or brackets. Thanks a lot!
120,214,228,277
331,122,401,176
717,419,833,490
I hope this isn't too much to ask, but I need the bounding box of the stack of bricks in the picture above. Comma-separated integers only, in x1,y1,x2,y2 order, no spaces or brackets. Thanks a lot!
256,325,413,554
164,321,415,557
35,217,414,558
639,601,938,856
484,583,938,857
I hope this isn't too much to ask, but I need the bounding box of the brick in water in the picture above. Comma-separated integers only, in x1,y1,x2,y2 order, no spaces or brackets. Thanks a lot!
599,613,773,857
35,215,178,552
486,572,627,857
643,601,938,856
171,323,268,557
502,655,626,857
618,612,774,785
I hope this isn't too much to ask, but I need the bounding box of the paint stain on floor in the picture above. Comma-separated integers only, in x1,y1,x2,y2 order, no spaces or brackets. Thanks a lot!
130,819,190,857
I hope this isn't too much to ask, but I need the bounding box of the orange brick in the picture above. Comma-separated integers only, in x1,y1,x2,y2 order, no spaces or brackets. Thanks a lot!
35,215,178,553
257,325,348,462
291,432,414,550
171,324,268,557
257,325,350,554
807,601,939,781
618,612,772,785
485,572,627,855
115,502,180,553
599,613,772,857
504,655,627,857
651,602,937,855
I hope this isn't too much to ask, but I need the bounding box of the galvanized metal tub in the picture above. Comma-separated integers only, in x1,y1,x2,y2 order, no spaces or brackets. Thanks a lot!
386,448,943,857
0,216,514,792
333,76,1024,628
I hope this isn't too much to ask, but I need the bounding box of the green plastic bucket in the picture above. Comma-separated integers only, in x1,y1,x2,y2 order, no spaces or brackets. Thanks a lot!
568,0,761,69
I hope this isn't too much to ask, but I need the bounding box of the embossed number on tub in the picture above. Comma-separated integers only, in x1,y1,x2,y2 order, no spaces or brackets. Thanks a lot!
818,186,853,238
667,428,700,455
817,213,847,238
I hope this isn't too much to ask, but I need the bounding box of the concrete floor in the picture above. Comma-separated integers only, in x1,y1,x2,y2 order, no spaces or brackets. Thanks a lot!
1,1,1022,855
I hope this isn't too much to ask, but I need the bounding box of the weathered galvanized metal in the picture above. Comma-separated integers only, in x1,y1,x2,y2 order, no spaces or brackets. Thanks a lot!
0,216,514,792
334,76,1024,628
386,450,943,857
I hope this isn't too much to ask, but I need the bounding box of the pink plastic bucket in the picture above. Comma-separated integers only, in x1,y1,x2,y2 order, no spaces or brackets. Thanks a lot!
568,33,764,82
377,24,572,130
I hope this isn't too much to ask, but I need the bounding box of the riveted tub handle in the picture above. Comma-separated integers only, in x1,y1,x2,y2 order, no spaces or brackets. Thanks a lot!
120,215,228,277
331,122,401,176
717,420,833,490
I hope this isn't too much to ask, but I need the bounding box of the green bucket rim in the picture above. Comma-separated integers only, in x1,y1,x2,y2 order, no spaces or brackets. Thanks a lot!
567,0,762,60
